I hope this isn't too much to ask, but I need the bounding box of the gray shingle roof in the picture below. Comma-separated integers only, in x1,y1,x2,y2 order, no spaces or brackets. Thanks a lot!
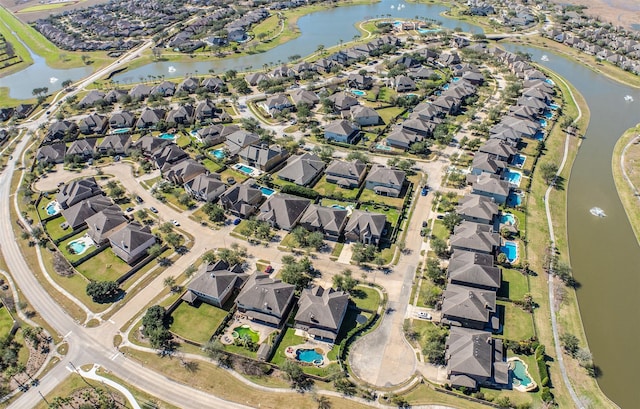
442,283,496,324
448,250,501,290
450,221,501,254
456,194,499,222
277,153,325,186
236,274,295,322
256,194,311,230
295,285,349,333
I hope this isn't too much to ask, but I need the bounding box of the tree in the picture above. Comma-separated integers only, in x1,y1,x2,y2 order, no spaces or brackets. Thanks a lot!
86,281,119,303
142,306,173,350
554,261,576,287
163,276,177,292
281,360,308,390
560,333,580,357
430,237,448,258
202,251,217,264
203,202,225,222
345,151,369,163
442,212,462,233
147,243,163,259
539,162,558,185
165,232,183,248
159,222,174,234
204,340,230,366
425,258,444,285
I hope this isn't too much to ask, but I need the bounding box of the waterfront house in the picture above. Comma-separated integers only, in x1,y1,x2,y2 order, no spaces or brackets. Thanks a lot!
441,283,497,330
448,250,501,291
135,108,166,130
449,221,500,255
468,173,511,205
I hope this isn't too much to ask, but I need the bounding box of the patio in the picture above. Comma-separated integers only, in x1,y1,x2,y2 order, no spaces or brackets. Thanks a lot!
220,313,277,345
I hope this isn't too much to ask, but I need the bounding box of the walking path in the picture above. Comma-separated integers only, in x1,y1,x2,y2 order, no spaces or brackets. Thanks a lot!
619,135,640,197
543,76,583,409
79,365,142,409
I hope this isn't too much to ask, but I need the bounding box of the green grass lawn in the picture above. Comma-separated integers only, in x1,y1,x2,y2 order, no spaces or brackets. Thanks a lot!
498,268,529,301
270,326,306,366
312,176,360,200
0,307,14,338
202,158,224,173
279,232,298,249
500,301,535,342
431,219,450,241
219,168,249,184
44,217,74,241
59,231,94,263
358,203,400,228
75,247,131,282
350,285,381,312
358,189,404,209
170,301,227,344
319,198,356,208
416,280,442,308
375,106,405,125
140,176,161,190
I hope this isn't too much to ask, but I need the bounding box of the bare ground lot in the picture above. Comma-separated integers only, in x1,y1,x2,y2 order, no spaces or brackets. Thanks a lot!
550,0,640,30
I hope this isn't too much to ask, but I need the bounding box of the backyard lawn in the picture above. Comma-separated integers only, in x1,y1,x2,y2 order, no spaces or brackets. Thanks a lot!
431,219,450,241
270,326,305,366
350,285,381,312
358,203,400,228
219,167,249,184
498,268,529,301
312,176,360,200
375,106,405,125
500,301,535,342
202,158,224,173
59,231,95,264
75,247,131,282
319,198,356,208
44,217,74,241
170,301,227,344
358,189,404,209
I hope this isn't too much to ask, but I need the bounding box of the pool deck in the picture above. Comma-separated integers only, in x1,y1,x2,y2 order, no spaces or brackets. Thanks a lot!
284,336,333,368
507,357,537,392
220,314,276,345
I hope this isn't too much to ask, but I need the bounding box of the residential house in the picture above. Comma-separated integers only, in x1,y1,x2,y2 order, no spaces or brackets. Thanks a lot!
36,143,66,165
324,119,360,144
98,134,132,156
179,77,200,94
184,260,248,308
109,111,136,129
184,173,226,202
195,99,217,123
46,120,78,142
478,139,517,162
219,184,263,218
347,73,373,90
166,105,194,126
256,193,311,231
132,135,170,156
105,89,128,104
294,285,349,343
85,207,128,247
78,113,108,135
392,75,416,92
151,81,177,97
197,125,225,146
445,327,508,391
385,126,421,150
325,159,367,189
449,221,500,255
56,177,102,209
365,164,406,198
350,106,381,127
0,108,13,122
468,173,511,205
261,94,293,117
163,159,206,185
277,153,325,186
109,222,157,264
327,92,359,113
225,130,260,156
236,274,295,328
14,104,33,119
61,197,115,230
152,144,189,170
456,194,499,225
299,205,348,240
246,72,269,86
135,108,166,130
66,138,97,159
448,250,501,291
129,84,153,100
290,89,319,107
78,90,106,108
202,77,225,92
238,144,289,172
344,210,386,245
470,152,508,176
441,283,497,330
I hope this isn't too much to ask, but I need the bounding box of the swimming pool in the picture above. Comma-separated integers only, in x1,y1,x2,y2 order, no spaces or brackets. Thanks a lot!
418,28,441,34
375,143,392,151
442,83,449,90
112,128,130,134
545,78,555,86
501,241,518,263
500,213,516,226
511,154,526,168
259,186,275,196
351,89,365,96
68,237,93,255
509,358,536,392
296,348,324,365
235,164,255,175
452,77,460,82
45,201,61,216
548,103,560,110
210,148,226,160
232,325,259,343
543,110,553,119
539,119,547,128
505,170,522,186
506,192,522,208
534,130,544,141
159,133,175,140
331,204,346,210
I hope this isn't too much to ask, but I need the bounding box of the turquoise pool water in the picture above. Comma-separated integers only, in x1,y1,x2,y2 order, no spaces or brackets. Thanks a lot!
500,213,516,225
534,130,544,140
159,133,175,140
331,204,346,210
511,154,526,168
510,359,533,387
545,78,555,86
505,170,522,186
375,143,392,151
539,119,547,128
507,192,522,207
501,241,518,263
418,28,440,34
296,349,324,364
351,89,365,96
442,83,449,90
236,165,254,175
452,77,460,82
259,186,275,196
232,326,259,343
113,128,130,134
544,110,553,119
68,239,88,255
210,149,225,160
46,202,59,215
548,103,560,110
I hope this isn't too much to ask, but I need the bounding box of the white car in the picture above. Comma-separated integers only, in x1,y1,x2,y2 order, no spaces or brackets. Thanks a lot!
417,311,432,320
171,219,180,226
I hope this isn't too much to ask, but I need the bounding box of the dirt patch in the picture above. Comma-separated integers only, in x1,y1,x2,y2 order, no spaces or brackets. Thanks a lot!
550,0,640,30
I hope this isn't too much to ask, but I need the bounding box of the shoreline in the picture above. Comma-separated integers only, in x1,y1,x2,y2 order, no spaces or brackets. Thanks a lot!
612,124,640,247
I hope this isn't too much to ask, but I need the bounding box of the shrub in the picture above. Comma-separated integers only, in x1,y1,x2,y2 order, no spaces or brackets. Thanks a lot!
281,184,319,199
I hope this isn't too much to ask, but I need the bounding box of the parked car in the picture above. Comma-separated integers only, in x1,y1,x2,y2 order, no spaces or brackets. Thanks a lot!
126,207,134,212
136,196,144,204
171,219,180,226
264,265,274,274
421,187,428,196
417,311,432,320
233,218,242,225
149,206,158,213
422,220,428,228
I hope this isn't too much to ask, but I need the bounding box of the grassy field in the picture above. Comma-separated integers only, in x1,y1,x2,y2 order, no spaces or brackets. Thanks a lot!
498,268,529,301
43,217,72,241
75,247,131,282
312,176,360,200
499,301,534,342
612,124,640,245
350,285,381,312
375,106,405,125
430,219,449,241
17,2,75,13
270,326,305,366
0,306,14,338
170,301,227,344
